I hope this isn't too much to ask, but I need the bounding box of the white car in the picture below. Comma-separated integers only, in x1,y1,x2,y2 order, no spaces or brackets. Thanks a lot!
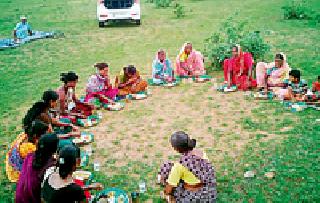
97,0,141,27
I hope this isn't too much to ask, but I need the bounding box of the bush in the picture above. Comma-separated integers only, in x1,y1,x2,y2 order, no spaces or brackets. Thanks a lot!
282,0,313,20
154,0,172,8
240,31,270,62
203,14,270,72
172,1,185,18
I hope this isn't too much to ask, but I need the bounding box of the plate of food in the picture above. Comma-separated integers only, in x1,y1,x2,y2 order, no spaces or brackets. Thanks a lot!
95,188,129,203
72,138,83,145
224,86,237,92
106,102,124,111
254,92,268,100
163,82,176,88
195,77,209,83
81,133,93,143
73,170,92,181
131,94,147,100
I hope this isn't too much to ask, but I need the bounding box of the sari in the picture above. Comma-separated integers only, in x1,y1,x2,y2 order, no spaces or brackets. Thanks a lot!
56,86,93,123
15,153,55,203
223,47,255,90
175,43,206,77
312,82,320,92
117,70,148,96
152,51,174,84
256,53,290,88
85,74,119,104
5,133,36,183
159,150,217,202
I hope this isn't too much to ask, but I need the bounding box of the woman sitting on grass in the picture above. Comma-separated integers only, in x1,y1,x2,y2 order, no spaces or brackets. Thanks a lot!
15,133,58,203
115,65,148,96
256,53,291,93
6,120,49,183
175,42,206,77
41,145,103,203
23,90,79,135
57,72,94,124
152,49,174,85
85,63,119,106
223,45,255,90
158,131,217,202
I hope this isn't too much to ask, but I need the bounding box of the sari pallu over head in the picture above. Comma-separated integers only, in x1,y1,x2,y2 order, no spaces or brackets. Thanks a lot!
176,43,206,76
152,49,174,82
267,53,291,86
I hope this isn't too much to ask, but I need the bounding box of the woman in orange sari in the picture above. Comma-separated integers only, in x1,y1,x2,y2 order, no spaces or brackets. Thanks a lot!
223,45,255,90
6,120,49,182
115,65,148,96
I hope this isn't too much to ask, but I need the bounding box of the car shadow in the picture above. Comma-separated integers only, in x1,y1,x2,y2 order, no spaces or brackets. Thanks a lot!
102,20,140,28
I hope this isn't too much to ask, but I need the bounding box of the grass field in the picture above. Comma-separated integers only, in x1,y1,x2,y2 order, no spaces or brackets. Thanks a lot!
0,0,319,202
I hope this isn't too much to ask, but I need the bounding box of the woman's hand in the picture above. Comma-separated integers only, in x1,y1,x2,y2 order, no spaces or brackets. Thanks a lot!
88,182,104,190
71,124,79,132
68,131,81,138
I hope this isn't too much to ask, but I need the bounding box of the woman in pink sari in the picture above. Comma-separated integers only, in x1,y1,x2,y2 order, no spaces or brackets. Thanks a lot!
175,42,206,77
85,63,119,105
223,45,255,90
256,53,290,93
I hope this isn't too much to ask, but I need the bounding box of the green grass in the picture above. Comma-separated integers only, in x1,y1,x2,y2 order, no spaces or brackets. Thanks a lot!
218,103,320,202
0,0,320,202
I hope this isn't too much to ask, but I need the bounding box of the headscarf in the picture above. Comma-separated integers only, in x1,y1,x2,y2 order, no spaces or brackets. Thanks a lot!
179,42,193,62
156,49,168,72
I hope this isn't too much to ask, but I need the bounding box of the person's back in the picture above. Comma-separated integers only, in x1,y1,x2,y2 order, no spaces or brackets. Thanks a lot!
42,172,85,203
15,134,58,203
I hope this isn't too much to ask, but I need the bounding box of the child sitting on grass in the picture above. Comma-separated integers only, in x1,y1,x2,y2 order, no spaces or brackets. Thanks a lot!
312,75,320,93
281,69,308,101
311,75,320,101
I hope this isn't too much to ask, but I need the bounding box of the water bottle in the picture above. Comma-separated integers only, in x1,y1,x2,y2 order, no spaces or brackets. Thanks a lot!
139,181,146,193
131,192,139,203
97,111,103,119
93,161,100,171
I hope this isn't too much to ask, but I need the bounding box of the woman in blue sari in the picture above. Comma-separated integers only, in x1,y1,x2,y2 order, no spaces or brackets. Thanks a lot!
152,49,174,85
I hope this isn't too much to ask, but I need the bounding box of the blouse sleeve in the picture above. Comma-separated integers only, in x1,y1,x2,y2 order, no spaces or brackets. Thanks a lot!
167,163,183,187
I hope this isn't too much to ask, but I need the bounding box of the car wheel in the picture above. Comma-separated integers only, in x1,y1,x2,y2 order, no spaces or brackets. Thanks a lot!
135,20,141,25
99,22,105,28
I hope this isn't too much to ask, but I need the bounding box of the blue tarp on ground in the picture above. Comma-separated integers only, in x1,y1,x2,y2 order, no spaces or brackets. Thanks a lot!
0,30,63,50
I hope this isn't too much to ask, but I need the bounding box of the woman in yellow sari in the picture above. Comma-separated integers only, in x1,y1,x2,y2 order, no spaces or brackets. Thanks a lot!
5,120,49,182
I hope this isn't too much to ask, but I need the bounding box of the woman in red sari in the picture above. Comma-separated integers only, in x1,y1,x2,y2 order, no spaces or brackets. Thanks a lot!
56,72,94,124
223,45,255,90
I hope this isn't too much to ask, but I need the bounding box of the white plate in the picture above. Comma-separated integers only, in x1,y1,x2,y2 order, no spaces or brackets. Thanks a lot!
224,87,236,92
195,78,206,83
107,103,124,111
72,138,83,144
163,83,176,87
132,94,147,100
